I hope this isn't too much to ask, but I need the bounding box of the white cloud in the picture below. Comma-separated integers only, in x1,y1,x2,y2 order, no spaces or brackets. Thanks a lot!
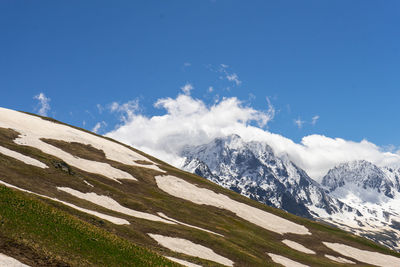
105,94,400,182
311,115,320,125
92,121,107,134
226,73,241,86
181,83,194,95
34,93,51,116
108,99,139,122
97,104,104,114
294,117,305,129
183,62,191,67
208,86,214,93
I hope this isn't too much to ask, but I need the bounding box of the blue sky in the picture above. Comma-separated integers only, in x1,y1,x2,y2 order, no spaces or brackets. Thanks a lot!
1,0,400,149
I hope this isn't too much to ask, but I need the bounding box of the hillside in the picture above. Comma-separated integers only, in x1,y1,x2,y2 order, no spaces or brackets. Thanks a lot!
0,107,400,266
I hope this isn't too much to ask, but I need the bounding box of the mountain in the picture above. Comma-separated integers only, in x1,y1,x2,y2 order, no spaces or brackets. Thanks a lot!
181,134,341,219
321,160,400,250
181,135,400,252
0,107,400,266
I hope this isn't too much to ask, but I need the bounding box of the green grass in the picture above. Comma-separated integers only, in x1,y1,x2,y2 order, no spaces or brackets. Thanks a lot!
0,185,177,267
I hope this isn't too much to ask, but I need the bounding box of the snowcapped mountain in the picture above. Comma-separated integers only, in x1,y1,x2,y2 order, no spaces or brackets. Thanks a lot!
181,135,400,251
321,160,400,250
181,134,346,218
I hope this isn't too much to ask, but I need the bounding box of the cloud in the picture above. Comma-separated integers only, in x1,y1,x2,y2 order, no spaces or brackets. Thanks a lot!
183,62,191,67
207,64,242,87
92,121,107,133
181,83,194,95
96,104,104,114
34,93,51,116
105,94,400,182
108,99,139,122
208,86,214,93
294,117,305,128
226,73,241,86
311,115,320,125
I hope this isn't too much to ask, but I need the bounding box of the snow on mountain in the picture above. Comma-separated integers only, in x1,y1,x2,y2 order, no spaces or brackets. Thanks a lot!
181,135,400,251
181,134,343,219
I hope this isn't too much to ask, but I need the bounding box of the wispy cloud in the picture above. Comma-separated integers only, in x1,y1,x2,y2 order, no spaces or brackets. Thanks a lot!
96,104,104,114
311,115,320,125
92,121,107,133
294,117,305,128
183,62,191,67
34,93,51,116
108,99,139,122
181,83,194,95
226,73,241,86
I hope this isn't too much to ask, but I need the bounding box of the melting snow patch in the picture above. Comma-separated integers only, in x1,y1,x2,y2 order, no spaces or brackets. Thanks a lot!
0,145,47,168
83,180,94,187
0,253,30,267
157,212,223,237
165,256,202,267
323,242,400,267
148,234,233,266
0,180,129,225
0,108,165,182
282,239,315,254
325,254,355,264
57,187,173,224
155,175,310,235
267,253,309,267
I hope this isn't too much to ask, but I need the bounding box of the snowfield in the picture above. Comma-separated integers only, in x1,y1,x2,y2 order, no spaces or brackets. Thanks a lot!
157,212,223,237
0,180,129,225
57,187,173,224
0,108,165,182
155,175,310,235
281,239,315,254
165,257,202,267
324,254,355,264
0,145,47,168
267,253,308,267
0,253,30,267
148,234,233,266
323,242,400,267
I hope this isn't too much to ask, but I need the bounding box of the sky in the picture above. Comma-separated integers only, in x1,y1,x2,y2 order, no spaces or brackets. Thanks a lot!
1,1,400,180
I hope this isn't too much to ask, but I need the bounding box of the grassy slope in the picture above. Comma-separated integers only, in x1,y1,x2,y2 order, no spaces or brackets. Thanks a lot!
0,112,399,266
0,185,177,267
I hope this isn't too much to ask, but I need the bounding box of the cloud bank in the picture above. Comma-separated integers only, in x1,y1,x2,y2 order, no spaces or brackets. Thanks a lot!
106,94,400,182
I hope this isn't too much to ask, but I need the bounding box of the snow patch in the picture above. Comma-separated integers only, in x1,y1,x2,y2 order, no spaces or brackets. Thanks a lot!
0,253,30,267
154,175,310,235
282,239,315,254
0,145,47,168
323,242,400,267
148,234,233,266
157,212,223,237
165,257,202,267
0,180,129,225
57,187,173,224
83,180,94,187
324,254,355,264
267,253,309,267
0,108,165,183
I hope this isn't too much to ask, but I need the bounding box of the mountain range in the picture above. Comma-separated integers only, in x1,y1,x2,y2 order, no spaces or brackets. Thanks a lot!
181,134,400,251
